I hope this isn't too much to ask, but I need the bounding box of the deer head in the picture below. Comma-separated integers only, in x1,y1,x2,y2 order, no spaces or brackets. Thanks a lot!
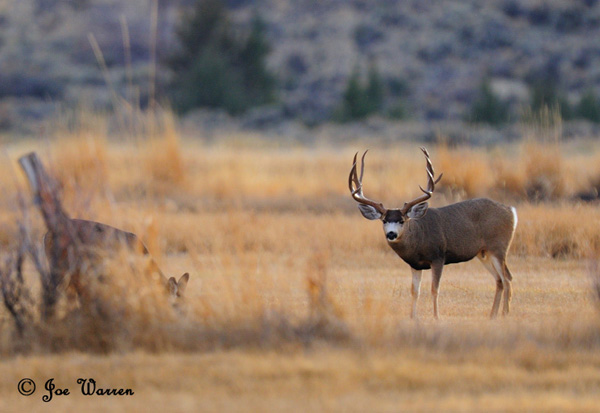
167,273,190,298
348,147,443,242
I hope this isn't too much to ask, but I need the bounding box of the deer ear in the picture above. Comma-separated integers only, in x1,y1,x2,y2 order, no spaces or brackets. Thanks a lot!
178,273,189,295
168,277,178,295
407,202,429,219
358,204,382,220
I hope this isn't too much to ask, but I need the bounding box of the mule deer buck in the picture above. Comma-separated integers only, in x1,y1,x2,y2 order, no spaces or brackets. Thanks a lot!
43,219,190,303
349,148,517,319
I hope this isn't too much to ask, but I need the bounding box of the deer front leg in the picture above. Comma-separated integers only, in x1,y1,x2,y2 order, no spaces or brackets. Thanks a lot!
431,261,444,320
410,268,422,319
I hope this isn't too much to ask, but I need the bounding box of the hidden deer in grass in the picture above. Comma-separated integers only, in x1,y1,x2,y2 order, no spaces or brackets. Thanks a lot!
19,152,189,319
43,219,190,303
348,148,517,319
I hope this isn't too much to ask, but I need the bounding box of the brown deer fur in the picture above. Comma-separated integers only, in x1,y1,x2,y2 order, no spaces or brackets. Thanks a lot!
43,219,189,303
385,199,515,271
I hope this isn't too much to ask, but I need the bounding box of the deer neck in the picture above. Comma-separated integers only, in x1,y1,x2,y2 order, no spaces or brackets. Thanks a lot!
388,213,437,267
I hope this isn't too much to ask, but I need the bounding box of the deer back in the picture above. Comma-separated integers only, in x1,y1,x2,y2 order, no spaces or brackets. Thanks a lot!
70,219,148,254
43,219,159,277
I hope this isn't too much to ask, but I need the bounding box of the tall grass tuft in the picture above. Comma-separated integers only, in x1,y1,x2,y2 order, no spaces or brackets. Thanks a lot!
48,109,109,216
512,204,600,258
144,111,186,193
520,106,565,201
437,144,494,199
302,250,350,342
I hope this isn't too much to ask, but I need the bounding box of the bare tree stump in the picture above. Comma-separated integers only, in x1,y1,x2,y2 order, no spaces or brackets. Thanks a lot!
18,152,78,320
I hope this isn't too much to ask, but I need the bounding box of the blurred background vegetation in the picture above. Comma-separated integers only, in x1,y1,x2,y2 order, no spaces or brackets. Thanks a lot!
1,0,600,138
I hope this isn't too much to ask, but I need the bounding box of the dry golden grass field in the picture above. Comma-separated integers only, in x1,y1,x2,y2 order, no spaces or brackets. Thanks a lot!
1,114,600,412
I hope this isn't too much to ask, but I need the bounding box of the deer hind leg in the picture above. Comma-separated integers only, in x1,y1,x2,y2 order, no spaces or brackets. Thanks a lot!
492,258,512,316
410,268,422,319
431,262,444,320
478,251,504,319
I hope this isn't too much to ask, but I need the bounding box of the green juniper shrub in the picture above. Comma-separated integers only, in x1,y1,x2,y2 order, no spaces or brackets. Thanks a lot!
168,0,276,115
576,89,600,123
335,62,386,122
468,79,509,125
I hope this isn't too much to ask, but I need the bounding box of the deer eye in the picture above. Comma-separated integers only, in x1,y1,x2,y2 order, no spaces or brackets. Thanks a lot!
384,219,403,225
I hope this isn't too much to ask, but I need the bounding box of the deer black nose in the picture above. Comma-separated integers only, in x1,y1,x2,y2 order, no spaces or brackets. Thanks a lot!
386,231,398,240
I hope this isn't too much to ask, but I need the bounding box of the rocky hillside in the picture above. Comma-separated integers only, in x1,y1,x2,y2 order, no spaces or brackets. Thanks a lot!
0,0,599,129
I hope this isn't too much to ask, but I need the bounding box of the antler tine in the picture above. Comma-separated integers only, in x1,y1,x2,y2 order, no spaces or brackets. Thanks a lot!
419,172,443,195
401,147,443,214
348,152,359,194
359,150,368,184
349,152,368,201
348,150,387,215
419,168,435,193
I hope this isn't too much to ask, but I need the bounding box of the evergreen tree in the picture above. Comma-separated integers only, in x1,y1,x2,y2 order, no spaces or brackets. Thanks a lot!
530,78,572,120
170,0,231,72
576,89,600,122
168,0,276,114
336,63,386,122
239,16,276,105
469,80,509,125
365,60,384,112
345,67,370,120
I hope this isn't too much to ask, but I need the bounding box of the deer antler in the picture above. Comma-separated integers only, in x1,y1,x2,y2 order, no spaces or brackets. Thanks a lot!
400,147,443,214
348,151,387,216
